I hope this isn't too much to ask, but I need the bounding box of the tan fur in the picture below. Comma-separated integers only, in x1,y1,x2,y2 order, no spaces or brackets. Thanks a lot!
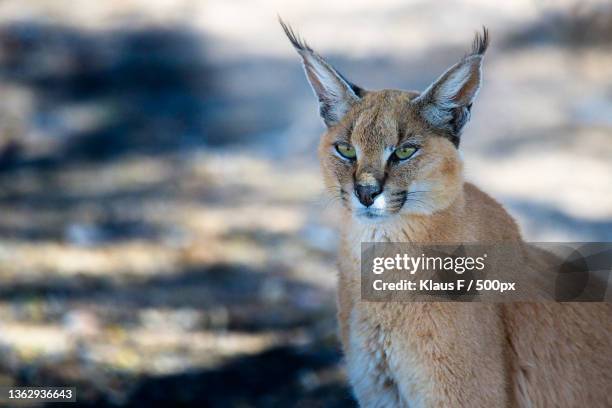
282,23,612,406
318,92,612,407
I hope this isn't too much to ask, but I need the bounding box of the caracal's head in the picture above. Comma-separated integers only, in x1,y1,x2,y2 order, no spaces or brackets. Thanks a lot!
281,21,489,223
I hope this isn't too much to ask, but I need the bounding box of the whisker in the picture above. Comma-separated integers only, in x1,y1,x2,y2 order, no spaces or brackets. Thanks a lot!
404,198,435,212
405,190,431,195
316,186,352,211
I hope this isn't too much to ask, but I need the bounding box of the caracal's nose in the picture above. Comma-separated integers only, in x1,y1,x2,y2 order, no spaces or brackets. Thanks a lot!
355,183,382,207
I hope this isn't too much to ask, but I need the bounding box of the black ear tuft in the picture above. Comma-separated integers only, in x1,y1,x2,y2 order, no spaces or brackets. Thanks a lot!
414,28,490,147
279,17,312,53
279,17,363,128
471,26,490,56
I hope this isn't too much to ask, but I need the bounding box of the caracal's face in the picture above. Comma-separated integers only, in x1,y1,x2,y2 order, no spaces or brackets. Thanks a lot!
281,21,487,223
319,89,463,222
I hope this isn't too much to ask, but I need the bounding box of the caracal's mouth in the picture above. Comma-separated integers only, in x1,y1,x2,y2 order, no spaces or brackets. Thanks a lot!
351,190,407,220
339,188,411,220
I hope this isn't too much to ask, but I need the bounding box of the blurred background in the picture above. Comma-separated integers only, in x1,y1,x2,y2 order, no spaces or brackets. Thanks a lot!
0,0,610,406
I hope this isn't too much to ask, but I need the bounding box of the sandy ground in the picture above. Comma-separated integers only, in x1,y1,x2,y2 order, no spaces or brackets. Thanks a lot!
0,0,610,406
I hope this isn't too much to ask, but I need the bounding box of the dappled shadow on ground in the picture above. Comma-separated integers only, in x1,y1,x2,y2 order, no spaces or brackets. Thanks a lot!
17,345,354,408
0,23,210,168
121,345,355,408
0,263,334,333
0,21,308,171
2,263,351,407
0,20,350,406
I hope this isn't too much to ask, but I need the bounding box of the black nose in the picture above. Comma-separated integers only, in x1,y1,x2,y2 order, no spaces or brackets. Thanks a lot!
355,184,382,207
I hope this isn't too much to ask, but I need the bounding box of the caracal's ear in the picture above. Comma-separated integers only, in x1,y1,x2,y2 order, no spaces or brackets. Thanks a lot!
280,18,363,128
414,27,489,147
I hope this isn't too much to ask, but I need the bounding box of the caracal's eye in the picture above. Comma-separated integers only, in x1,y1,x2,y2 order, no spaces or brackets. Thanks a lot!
335,143,357,160
392,145,418,161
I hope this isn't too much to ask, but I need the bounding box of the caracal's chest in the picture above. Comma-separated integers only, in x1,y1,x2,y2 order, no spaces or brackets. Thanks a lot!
344,302,435,408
